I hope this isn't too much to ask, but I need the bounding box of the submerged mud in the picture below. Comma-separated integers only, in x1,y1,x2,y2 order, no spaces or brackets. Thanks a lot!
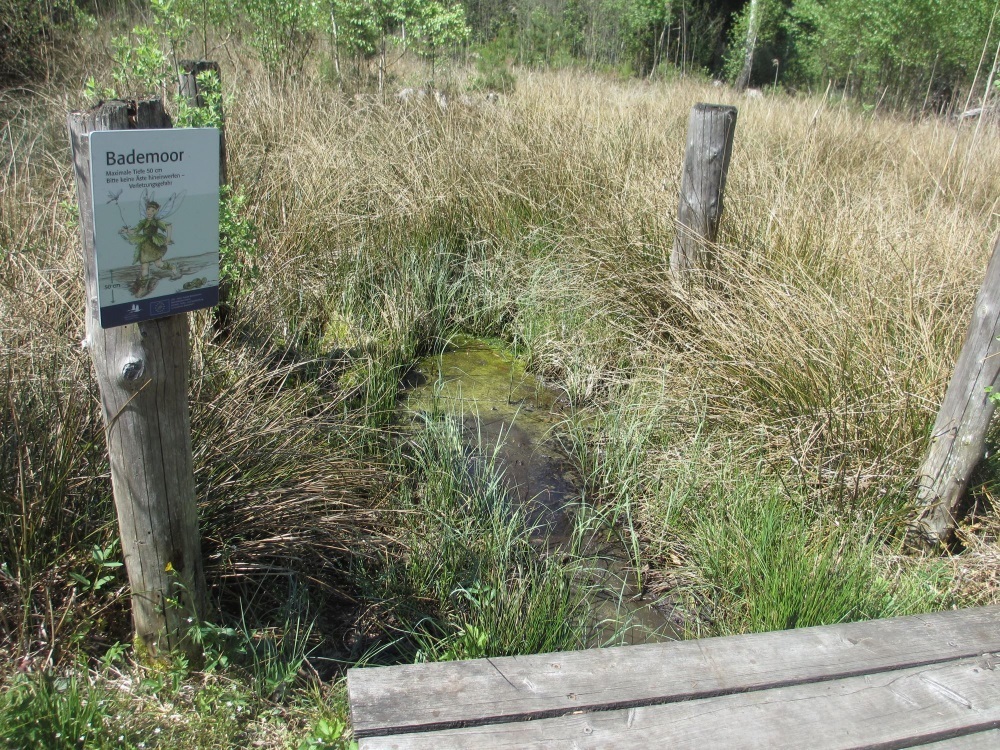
401,336,680,645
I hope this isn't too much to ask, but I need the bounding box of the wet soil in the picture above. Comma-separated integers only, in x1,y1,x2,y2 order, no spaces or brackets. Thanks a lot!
401,336,680,645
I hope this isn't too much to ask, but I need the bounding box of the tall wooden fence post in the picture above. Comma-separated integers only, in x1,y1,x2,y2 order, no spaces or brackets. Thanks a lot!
670,103,738,286
911,233,1000,549
179,60,227,183
68,99,208,660
180,59,234,334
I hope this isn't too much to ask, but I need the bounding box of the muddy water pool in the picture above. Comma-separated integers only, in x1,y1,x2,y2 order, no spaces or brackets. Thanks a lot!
400,336,680,645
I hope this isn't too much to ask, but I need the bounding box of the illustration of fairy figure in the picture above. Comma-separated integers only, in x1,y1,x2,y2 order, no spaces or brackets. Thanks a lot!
116,188,186,298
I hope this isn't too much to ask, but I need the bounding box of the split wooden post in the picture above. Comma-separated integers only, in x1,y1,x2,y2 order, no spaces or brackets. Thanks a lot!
180,59,233,333
179,60,227,183
68,99,208,660
911,233,1000,549
670,103,738,286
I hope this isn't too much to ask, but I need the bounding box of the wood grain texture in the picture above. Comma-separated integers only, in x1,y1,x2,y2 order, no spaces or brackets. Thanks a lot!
922,730,1000,748
358,654,1000,750
68,99,207,659
913,234,1000,548
669,102,737,284
348,606,1000,738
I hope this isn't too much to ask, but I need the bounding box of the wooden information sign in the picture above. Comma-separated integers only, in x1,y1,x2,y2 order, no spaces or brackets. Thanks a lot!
89,127,220,328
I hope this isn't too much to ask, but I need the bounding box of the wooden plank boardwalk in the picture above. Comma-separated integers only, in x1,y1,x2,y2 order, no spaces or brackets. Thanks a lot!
347,605,1000,749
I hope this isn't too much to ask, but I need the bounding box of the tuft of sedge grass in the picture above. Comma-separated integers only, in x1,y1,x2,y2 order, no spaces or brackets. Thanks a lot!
190,324,396,600
0,354,125,668
643,449,952,637
357,412,589,664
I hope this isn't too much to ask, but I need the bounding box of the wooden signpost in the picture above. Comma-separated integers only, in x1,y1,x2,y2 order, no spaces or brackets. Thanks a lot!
670,103,738,286
68,99,213,660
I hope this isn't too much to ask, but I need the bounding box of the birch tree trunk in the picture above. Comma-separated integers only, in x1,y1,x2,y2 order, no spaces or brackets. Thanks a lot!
735,0,761,92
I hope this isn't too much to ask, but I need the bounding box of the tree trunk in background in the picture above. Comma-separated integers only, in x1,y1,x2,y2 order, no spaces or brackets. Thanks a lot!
911,234,1000,550
330,13,342,86
68,99,208,662
735,0,760,92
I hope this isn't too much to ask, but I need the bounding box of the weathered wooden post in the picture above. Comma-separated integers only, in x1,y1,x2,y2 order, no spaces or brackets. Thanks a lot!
179,60,221,109
911,233,1000,549
670,103,738,286
68,99,208,660
180,60,234,334
179,60,227,183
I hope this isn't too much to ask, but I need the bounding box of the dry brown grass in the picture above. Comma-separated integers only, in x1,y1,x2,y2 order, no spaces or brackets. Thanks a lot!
4,44,1000,650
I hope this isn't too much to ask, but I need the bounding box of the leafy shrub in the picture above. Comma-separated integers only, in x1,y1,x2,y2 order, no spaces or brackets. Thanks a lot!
470,42,515,94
